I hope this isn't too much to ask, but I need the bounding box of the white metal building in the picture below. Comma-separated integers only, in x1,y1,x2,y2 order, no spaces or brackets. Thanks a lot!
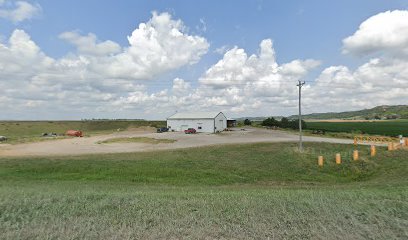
167,112,228,133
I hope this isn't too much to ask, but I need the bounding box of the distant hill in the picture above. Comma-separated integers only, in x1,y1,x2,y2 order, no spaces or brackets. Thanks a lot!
289,105,408,120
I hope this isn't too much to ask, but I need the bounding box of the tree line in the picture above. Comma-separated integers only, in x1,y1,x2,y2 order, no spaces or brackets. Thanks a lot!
261,117,306,130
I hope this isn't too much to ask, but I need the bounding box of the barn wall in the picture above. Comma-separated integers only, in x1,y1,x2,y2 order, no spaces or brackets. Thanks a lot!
214,113,227,132
167,119,215,133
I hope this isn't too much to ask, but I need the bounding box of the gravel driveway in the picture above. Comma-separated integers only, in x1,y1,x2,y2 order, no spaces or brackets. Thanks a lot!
0,127,353,157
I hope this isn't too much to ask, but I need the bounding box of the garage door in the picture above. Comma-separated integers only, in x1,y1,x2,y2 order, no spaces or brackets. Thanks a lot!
180,125,189,131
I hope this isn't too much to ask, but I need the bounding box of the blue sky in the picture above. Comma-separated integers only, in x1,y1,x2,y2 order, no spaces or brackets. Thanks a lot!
12,1,404,64
0,0,408,119
16,1,405,61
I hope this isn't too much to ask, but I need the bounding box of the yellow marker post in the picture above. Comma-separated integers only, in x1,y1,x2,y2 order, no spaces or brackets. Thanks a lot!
370,145,376,157
335,153,341,165
318,156,324,167
353,150,359,161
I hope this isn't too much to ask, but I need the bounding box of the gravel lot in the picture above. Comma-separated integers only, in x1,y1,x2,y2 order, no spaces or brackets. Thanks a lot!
0,127,353,157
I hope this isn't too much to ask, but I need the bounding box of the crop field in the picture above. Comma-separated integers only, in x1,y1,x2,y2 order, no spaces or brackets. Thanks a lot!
0,142,407,239
0,120,166,144
306,120,408,136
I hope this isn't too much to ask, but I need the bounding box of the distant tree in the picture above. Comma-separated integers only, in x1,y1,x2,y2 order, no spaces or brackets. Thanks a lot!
282,119,306,130
244,119,252,125
374,115,381,120
280,117,290,128
262,117,279,127
262,117,306,129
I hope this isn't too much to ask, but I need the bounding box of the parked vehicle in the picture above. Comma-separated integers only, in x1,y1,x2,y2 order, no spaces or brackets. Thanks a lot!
0,136,7,141
184,128,196,134
65,130,83,137
42,132,58,137
157,127,169,133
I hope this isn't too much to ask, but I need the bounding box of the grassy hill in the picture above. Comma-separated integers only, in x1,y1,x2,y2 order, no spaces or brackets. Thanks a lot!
0,142,407,239
291,105,408,120
237,105,408,122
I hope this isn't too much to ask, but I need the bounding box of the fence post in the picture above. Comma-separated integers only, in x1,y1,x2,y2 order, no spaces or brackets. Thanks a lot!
335,153,341,165
318,156,324,167
353,150,359,161
370,145,376,157
388,143,394,151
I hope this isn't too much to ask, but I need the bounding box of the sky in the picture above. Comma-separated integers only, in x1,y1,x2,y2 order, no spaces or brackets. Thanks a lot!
0,0,408,120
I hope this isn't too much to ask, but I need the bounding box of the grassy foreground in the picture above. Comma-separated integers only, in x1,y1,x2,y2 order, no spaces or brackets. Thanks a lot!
0,142,407,239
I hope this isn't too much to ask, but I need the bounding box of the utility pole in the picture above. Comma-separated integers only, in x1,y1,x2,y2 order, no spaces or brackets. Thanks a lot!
297,80,305,152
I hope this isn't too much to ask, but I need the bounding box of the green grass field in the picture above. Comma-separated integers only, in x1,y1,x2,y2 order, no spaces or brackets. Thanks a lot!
0,120,166,144
306,120,408,136
0,142,407,239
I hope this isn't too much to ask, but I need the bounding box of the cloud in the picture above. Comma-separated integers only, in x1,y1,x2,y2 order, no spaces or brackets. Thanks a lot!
0,29,54,75
214,45,229,55
308,57,408,110
139,39,320,115
0,12,210,119
0,30,320,119
47,11,209,83
196,18,207,32
305,10,408,113
109,11,209,79
199,39,319,101
0,1,41,23
188,10,408,116
343,10,408,57
1,10,407,120
172,78,191,95
59,31,121,56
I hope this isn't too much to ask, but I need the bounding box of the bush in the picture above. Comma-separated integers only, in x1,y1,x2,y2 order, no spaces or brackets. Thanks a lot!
244,119,252,125
261,117,280,127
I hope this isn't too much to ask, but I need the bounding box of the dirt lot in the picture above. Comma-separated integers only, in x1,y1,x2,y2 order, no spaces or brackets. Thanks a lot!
0,127,353,157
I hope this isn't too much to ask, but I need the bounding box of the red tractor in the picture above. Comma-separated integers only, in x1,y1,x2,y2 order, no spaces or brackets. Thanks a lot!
184,128,197,134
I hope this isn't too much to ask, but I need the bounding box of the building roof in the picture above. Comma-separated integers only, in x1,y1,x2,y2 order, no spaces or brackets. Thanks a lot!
167,112,224,119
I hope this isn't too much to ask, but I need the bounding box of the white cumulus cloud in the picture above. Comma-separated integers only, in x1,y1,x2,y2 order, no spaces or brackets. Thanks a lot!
0,12,210,119
305,10,408,114
59,31,121,56
1,9,407,119
0,1,41,23
343,10,408,57
102,11,209,79
172,78,191,96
